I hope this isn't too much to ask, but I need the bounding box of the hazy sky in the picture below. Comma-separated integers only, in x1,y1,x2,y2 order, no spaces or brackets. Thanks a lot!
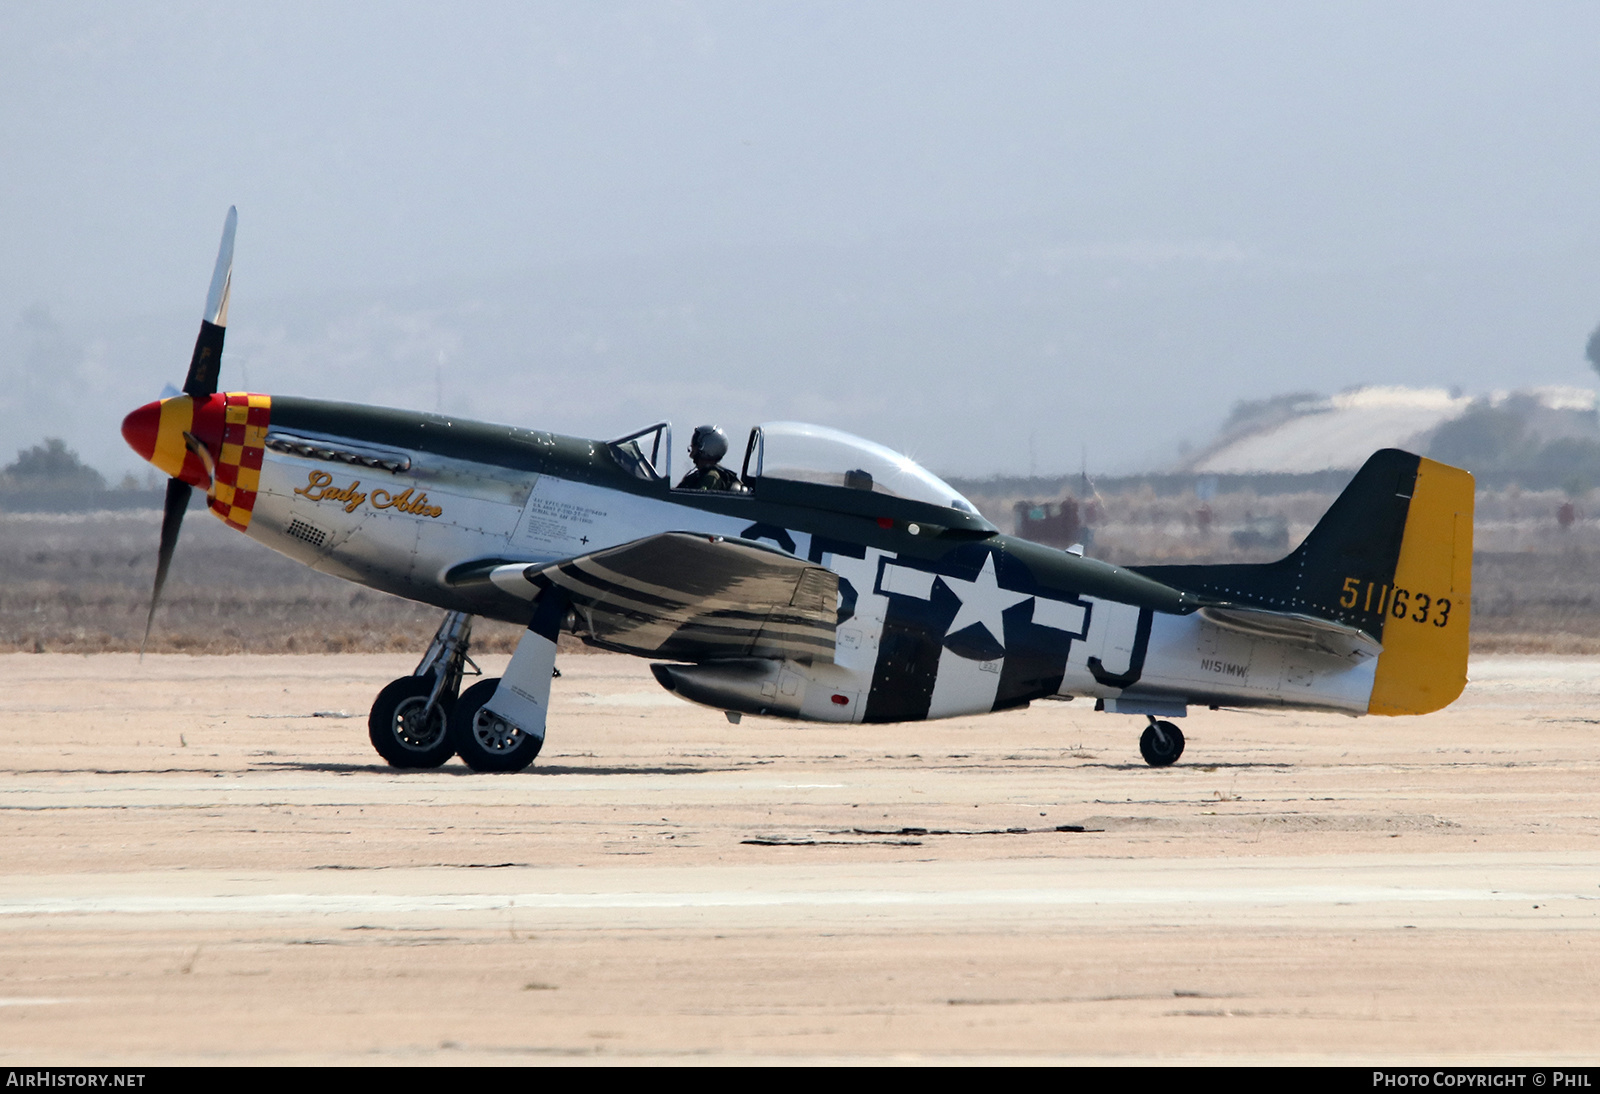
5,2,1600,477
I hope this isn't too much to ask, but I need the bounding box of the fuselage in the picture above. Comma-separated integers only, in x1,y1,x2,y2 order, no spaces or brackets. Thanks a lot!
124,393,1387,723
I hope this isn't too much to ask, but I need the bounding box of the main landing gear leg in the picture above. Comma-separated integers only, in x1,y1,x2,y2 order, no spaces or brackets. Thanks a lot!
450,591,568,773
1139,715,1185,767
367,610,478,768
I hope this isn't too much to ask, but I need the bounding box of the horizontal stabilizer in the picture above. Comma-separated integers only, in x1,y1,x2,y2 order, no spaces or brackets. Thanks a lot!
1200,605,1381,662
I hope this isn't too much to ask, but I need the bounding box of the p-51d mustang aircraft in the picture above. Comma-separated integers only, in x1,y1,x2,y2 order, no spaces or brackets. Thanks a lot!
122,210,1474,771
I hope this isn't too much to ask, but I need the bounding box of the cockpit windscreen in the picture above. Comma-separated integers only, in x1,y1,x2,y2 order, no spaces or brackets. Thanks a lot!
746,422,978,514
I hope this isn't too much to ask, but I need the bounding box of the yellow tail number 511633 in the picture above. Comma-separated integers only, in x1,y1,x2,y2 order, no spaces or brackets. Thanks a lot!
1341,576,1452,627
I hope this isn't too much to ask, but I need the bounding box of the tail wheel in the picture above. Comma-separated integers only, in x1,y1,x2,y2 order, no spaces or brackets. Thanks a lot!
1139,720,1185,767
368,676,454,768
450,678,544,773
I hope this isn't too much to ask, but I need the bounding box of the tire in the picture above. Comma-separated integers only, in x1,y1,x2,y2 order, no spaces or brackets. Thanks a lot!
1139,720,1185,767
368,676,455,768
450,678,543,773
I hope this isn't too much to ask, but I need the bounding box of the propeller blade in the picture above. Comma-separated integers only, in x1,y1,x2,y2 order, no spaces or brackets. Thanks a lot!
141,207,236,656
182,431,217,493
141,477,193,656
182,206,237,398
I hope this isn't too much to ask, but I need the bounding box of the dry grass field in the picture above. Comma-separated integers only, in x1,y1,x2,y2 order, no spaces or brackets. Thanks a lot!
3,490,1598,655
963,483,1600,655
0,509,531,655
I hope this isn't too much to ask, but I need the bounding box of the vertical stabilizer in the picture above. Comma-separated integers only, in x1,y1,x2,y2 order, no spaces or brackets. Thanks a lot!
1136,449,1473,716
1366,457,1473,715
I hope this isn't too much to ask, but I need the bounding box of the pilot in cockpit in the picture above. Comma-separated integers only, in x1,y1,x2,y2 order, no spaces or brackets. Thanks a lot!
676,424,746,492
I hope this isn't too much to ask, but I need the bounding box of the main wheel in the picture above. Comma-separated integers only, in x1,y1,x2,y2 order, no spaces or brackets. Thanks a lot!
1139,720,1185,767
368,676,454,768
450,678,543,773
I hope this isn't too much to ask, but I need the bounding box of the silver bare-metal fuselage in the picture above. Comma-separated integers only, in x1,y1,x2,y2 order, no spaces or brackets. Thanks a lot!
243,398,1379,725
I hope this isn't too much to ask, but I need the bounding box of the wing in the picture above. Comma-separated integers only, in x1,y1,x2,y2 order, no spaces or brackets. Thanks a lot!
483,532,839,663
1199,605,1381,662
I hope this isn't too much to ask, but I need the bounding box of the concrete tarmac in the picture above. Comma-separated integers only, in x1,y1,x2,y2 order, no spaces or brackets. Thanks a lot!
1,652,1598,1064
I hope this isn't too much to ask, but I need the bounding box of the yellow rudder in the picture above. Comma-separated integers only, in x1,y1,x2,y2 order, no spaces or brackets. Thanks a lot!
1367,457,1474,715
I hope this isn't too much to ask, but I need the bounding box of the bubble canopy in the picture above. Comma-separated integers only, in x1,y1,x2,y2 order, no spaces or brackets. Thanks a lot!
744,421,979,515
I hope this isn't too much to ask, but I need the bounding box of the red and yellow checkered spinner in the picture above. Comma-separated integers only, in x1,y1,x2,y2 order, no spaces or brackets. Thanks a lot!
120,391,270,531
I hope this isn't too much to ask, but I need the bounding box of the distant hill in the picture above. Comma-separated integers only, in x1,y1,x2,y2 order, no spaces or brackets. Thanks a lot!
1175,385,1600,491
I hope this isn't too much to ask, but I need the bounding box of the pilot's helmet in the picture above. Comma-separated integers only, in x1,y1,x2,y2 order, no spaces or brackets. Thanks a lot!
689,424,728,464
